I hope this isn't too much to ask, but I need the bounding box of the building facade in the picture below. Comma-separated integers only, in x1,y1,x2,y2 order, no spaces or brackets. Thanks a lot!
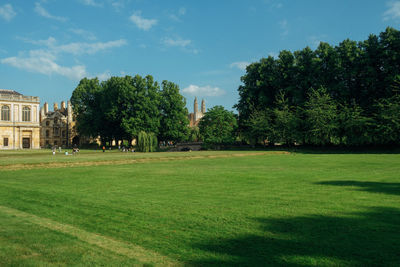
40,101,78,148
0,89,40,149
188,97,206,127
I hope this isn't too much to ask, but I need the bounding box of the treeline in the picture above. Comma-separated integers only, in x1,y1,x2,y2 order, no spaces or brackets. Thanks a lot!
70,75,190,146
235,27,400,146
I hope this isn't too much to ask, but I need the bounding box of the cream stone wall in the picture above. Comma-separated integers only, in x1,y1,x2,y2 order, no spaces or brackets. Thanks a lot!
0,91,40,149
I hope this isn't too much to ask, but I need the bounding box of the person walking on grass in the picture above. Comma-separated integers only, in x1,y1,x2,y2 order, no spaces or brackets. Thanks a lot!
102,146,105,152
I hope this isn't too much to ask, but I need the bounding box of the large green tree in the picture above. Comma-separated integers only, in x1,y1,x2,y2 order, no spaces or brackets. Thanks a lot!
159,81,190,142
70,78,102,138
199,106,237,148
304,87,337,145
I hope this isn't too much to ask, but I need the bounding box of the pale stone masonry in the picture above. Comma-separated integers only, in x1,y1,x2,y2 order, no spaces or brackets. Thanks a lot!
39,101,78,148
0,89,40,149
188,97,206,127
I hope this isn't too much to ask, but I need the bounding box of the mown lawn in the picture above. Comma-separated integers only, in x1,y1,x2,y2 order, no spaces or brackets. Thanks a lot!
0,151,399,266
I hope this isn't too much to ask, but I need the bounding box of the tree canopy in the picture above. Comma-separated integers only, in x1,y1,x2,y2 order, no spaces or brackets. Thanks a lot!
70,75,190,145
235,27,400,146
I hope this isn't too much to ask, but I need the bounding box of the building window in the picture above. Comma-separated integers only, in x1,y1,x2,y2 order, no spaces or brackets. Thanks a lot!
46,130,50,137
54,141,58,146
46,120,50,126
3,138,9,147
45,140,49,145
54,128,59,136
54,117,58,124
62,130,66,137
22,106,31,122
1,105,10,121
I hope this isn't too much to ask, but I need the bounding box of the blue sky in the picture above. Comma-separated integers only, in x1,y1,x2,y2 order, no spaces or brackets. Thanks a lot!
0,0,399,113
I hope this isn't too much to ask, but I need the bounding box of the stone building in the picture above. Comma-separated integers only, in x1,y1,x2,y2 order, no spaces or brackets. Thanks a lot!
39,101,78,148
188,97,206,127
0,89,40,149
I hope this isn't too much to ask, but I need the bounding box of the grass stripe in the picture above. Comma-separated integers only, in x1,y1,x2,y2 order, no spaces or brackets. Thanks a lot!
0,205,181,266
0,151,289,171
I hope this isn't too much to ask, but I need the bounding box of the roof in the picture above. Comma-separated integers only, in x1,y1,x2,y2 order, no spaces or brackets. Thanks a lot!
0,89,22,96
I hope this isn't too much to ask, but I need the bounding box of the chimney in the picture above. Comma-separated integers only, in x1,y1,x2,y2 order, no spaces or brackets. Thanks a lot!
61,101,66,112
53,102,58,111
44,102,49,114
201,99,206,114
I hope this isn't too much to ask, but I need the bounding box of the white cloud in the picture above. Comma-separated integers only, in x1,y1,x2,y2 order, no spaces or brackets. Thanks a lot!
383,1,400,20
34,2,67,22
163,37,191,47
129,12,157,31
0,4,16,21
1,37,127,81
95,71,111,81
21,37,127,55
178,7,186,15
69,28,97,40
268,52,278,58
279,19,289,36
80,0,103,7
230,61,250,71
1,51,87,81
182,85,225,97
57,39,127,55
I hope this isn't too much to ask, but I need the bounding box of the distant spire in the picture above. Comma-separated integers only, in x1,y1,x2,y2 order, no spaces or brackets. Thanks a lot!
194,97,198,113
201,99,205,113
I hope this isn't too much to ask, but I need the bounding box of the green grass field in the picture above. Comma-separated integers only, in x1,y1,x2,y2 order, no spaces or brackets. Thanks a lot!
0,149,399,266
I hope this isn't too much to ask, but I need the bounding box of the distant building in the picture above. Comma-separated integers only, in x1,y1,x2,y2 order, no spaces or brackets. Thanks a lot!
188,97,206,127
39,101,78,148
0,89,40,149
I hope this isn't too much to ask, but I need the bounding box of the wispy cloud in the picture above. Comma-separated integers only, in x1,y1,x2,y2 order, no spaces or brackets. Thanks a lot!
182,85,225,97
34,2,67,22
169,7,186,21
230,61,250,71
95,71,111,81
69,28,97,41
79,0,103,7
1,37,127,81
163,37,191,47
1,50,87,81
279,19,289,37
383,1,400,20
129,11,157,31
57,39,127,55
0,4,16,21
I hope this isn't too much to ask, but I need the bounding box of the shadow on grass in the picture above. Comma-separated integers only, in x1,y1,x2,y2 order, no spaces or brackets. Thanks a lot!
316,180,400,196
190,207,400,266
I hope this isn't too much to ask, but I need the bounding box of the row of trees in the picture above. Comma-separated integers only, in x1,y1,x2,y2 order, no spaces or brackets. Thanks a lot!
236,27,400,146
70,75,190,145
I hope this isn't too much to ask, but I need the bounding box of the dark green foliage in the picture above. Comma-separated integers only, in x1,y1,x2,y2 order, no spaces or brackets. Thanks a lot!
374,95,400,144
199,106,237,149
71,75,188,149
159,81,190,142
304,87,337,145
236,27,400,146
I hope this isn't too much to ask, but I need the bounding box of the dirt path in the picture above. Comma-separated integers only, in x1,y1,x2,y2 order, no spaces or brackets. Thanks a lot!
0,205,181,266
0,151,290,171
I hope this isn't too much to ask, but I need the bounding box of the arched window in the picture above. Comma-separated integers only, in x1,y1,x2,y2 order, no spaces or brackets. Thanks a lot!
1,105,10,121
46,130,50,137
22,106,31,122
54,117,58,124
46,120,50,126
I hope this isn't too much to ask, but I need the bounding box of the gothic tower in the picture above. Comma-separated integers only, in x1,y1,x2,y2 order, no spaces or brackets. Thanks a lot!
201,99,206,113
